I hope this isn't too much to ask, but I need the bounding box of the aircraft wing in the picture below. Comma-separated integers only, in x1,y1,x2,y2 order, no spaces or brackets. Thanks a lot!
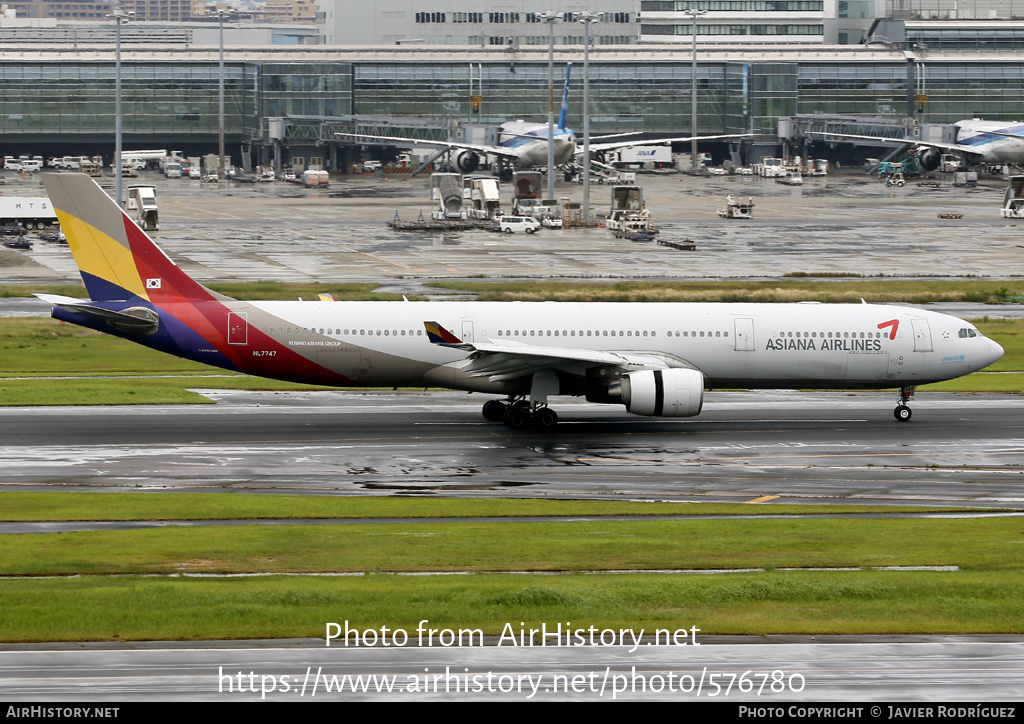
334,131,521,160
424,321,688,382
805,131,987,158
582,133,754,155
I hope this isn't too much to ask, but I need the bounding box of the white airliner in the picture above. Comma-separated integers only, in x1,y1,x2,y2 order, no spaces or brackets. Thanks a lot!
811,118,1024,170
337,64,581,174
337,63,750,174
39,173,1003,429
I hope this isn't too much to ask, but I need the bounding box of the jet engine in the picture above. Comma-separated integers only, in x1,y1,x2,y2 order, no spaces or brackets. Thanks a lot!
452,149,482,173
613,368,705,417
917,147,942,172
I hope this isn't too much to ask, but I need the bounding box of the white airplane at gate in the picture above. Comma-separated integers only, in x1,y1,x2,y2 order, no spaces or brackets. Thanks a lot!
336,63,751,174
38,173,1003,429
811,118,1024,170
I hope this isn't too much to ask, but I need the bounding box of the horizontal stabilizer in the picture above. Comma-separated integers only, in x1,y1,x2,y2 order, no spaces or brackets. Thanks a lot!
45,297,160,336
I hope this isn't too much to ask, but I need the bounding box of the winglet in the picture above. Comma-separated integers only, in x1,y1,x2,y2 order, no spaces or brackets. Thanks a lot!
424,321,462,344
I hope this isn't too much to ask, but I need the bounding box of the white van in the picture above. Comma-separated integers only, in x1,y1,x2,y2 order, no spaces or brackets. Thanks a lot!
498,215,540,234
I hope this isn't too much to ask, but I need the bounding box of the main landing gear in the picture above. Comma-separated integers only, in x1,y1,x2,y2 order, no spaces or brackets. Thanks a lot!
482,397,559,430
894,386,915,422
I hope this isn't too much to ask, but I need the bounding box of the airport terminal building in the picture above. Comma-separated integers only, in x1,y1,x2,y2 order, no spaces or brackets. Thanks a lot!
1,30,1024,168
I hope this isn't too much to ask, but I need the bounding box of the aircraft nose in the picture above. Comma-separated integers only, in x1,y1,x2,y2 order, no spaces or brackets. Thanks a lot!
986,338,1005,367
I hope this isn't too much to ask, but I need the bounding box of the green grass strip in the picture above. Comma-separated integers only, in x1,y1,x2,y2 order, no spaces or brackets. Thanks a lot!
2,517,1020,576
0,492,986,523
3,507,1023,641
1,570,1021,641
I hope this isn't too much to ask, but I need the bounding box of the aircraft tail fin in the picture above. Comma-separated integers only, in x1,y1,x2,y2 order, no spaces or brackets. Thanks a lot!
558,62,572,131
41,173,223,305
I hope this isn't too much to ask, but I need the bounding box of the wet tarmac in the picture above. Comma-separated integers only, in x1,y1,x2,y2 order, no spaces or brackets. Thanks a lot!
4,637,1023,702
0,166,1022,289
1,390,1022,508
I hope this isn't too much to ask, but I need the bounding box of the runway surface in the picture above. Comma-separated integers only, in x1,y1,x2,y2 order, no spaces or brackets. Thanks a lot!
1,389,1022,508
2,637,1022,701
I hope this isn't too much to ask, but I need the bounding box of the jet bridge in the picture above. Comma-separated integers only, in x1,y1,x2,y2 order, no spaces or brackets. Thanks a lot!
778,114,959,167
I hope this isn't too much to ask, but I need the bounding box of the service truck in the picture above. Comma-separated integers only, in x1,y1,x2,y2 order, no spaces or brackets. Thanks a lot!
607,144,672,168
126,185,159,230
0,197,58,229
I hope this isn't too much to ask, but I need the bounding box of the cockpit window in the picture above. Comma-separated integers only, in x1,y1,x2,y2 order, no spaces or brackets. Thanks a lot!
958,328,979,338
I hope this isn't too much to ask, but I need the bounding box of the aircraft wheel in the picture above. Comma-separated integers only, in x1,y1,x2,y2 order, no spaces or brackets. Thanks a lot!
894,405,912,422
533,407,558,429
503,406,531,430
482,399,507,422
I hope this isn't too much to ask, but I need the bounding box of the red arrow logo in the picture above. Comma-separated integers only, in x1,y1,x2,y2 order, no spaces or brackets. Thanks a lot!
877,319,899,339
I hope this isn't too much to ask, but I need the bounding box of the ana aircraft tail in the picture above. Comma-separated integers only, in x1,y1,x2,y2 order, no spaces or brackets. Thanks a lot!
558,62,572,131
42,173,221,305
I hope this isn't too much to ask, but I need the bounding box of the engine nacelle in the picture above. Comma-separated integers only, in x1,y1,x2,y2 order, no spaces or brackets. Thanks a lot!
617,368,704,417
917,147,941,172
453,149,481,173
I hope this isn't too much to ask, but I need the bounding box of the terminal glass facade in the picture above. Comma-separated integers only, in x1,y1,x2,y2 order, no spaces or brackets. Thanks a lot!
915,64,1024,121
2,53,1024,146
0,61,252,137
748,63,798,134
353,62,740,134
906,26,1024,50
798,64,907,116
259,63,353,118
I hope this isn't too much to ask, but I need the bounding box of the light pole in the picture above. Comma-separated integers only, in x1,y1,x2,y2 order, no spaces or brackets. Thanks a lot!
210,9,233,179
684,9,706,173
107,8,132,207
577,11,601,224
539,11,559,201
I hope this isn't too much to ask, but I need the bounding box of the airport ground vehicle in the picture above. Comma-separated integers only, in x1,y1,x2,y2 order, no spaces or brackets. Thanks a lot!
498,215,540,234
126,185,158,231
0,197,58,228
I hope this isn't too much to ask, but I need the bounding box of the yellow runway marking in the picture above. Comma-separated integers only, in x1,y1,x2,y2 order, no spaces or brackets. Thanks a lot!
746,495,781,504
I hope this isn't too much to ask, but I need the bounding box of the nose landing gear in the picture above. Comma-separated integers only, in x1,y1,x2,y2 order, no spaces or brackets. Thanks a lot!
894,386,915,422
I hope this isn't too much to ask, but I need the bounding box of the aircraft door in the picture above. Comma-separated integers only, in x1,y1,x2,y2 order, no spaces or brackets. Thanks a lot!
912,319,933,352
228,312,248,345
733,318,754,351
461,321,475,343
